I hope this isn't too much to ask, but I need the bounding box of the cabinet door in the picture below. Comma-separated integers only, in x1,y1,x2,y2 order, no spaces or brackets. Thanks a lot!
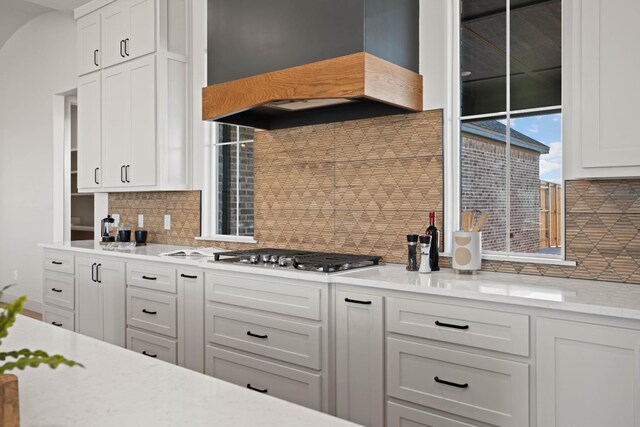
77,12,101,76
336,290,384,427
538,317,640,427
76,257,103,341
127,0,156,60
99,259,125,347
102,63,130,187
128,55,156,186
101,2,128,68
77,72,102,190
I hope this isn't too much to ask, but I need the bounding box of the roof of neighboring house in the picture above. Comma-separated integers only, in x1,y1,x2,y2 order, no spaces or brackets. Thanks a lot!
461,120,550,154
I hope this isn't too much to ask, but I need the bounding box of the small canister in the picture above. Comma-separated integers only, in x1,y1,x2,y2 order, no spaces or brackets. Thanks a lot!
406,234,419,271
452,231,482,273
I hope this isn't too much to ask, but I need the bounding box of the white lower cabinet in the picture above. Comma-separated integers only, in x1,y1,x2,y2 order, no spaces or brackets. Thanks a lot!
387,402,478,427
76,257,126,347
126,287,177,338
127,328,177,364
206,346,322,411
43,305,75,332
387,338,528,427
537,317,640,427
335,290,384,427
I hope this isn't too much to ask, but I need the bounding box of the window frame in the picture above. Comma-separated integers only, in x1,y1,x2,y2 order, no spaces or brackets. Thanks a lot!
197,122,257,244
448,0,575,266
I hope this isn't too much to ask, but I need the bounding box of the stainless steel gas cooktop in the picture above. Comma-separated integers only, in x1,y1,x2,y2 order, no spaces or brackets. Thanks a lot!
210,248,381,273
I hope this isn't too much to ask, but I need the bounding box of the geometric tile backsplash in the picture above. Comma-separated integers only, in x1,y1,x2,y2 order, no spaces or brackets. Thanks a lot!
109,112,640,285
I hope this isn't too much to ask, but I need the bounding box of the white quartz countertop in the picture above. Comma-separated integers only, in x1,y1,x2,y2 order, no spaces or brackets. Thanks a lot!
7,316,357,427
40,241,640,320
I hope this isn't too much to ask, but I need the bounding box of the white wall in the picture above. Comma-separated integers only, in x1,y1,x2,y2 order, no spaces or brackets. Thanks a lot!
0,11,76,309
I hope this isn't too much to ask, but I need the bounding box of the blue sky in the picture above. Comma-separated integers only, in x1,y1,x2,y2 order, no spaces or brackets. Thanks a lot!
501,113,562,184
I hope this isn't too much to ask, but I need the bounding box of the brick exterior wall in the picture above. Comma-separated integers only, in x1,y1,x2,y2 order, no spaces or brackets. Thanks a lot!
461,133,541,253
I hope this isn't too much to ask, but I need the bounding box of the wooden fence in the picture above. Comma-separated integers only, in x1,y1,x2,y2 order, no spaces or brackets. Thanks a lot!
540,181,562,249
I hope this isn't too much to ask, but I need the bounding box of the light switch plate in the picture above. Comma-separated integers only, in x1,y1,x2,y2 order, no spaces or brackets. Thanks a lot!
164,214,171,230
112,214,120,226
138,214,144,228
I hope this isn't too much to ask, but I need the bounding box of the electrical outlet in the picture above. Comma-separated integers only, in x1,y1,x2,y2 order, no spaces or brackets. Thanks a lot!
112,213,120,226
138,214,144,228
164,214,171,230
13,270,18,282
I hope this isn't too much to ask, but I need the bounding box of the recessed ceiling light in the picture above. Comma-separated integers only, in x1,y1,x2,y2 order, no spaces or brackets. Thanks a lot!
461,71,472,77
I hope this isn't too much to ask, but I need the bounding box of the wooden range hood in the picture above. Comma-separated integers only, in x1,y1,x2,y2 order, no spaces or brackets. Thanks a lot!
203,0,423,130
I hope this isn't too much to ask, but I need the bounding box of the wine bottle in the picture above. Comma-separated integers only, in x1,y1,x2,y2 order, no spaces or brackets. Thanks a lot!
425,212,440,271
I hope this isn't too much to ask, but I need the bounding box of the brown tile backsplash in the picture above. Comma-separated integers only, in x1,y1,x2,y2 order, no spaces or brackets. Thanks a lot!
109,113,640,285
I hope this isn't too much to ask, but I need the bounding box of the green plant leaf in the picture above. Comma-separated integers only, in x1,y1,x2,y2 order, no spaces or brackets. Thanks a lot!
0,353,84,374
0,295,25,345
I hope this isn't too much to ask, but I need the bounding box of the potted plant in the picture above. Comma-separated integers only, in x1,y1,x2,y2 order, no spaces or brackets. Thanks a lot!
0,285,83,426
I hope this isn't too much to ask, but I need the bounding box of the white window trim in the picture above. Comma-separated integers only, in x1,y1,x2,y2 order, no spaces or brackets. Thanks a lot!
446,0,568,265
198,122,257,244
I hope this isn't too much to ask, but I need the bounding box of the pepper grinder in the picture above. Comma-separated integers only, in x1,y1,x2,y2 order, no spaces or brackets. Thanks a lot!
419,234,432,274
406,234,419,271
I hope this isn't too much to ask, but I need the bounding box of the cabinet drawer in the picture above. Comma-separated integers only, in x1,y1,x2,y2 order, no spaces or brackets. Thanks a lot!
43,251,75,275
43,306,75,332
127,288,177,337
206,274,321,320
206,346,321,411
127,263,176,293
43,271,75,310
387,402,478,427
127,328,177,364
387,298,529,356
387,338,529,427
206,305,321,369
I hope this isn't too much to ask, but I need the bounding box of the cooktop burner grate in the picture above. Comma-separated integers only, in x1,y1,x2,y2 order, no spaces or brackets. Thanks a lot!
292,253,381,273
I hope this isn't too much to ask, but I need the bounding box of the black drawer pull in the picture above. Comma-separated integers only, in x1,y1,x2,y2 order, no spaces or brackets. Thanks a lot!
246,384,268,393
142,351,157,358
142,309,157,315
51,321,63,327
434,376,469,389
435,320,469,330
181,274,198,279
142,276,157,281
51,288,63,293
344,298,372,305
247,331,268,339
52,261,63,265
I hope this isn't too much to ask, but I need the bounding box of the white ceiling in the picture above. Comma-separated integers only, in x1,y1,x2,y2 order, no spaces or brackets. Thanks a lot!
0,0,92,50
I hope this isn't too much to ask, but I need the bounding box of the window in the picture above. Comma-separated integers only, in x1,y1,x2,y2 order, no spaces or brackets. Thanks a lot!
201,122,255,242
458,0,562,258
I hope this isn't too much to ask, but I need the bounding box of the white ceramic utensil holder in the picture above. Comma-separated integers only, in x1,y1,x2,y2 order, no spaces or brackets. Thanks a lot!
452,231,482,273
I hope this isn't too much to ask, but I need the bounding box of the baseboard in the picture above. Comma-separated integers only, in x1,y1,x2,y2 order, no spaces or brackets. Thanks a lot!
1,293,43,315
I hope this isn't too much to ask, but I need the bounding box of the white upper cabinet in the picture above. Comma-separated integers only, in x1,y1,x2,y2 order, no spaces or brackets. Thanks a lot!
101,0,156,69
77,12,101,76
565,0,640,178
75,0,190,193
78,72,102,189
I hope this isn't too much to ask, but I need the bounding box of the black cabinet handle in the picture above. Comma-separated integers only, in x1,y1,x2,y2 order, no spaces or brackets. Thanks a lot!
120,39,125,57
247,331,268,339
97,264,102,283
125,38,130,56
120,165,125,183
246,384,268,393
125,165,130,183
93,49,99,66
434,376,469,389
181,274,198,279
435,321,469,330
142,275,157,281
142,309,157,315
51,288,62,293
94,167,100,185
142,351,157,358
52,261,63,265
345,297,372,305
91,262,97,282
52,321,63,327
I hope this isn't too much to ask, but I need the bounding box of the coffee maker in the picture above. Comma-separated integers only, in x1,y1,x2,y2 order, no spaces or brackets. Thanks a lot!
101,215,116,242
